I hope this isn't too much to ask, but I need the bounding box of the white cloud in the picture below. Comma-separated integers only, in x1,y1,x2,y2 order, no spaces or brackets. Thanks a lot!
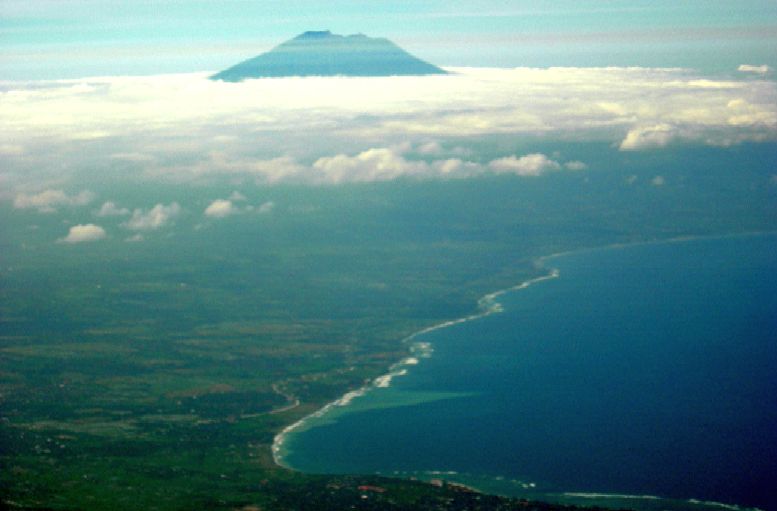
257,201,275,214
110,152,155,162
310,146,489,182
14,189,95,213
59,224,106,243
228,191,247,201
303,148,583,182
488,153,562,176
651,176,666,186
205,195,273,217
417,141,443,155
564,160,588,171
204,199,236,218
738,64,770,76
432,158,481,177
619,124,675,150
96,201,130,217
726,98,777,127
124,202,181,231
240,147,586,183
0,144,25,156
142,153,306,183
312,147,431,183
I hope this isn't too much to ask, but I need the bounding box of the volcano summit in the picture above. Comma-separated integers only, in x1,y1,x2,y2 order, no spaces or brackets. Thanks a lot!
211,31,447,81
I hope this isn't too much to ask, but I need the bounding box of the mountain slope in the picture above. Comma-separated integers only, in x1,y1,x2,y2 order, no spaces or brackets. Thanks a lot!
211,31,447,81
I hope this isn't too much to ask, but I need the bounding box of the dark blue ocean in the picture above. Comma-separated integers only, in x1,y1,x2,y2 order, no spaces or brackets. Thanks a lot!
279,234,777,511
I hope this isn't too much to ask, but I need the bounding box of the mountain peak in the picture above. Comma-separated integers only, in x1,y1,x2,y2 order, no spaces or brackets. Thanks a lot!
211,31,446,81
295,30,334,40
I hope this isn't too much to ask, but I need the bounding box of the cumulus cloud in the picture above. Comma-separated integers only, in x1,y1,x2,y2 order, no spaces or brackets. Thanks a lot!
488,153,562,176
124,202,181,231
309,146,486,183
417,141,444,155
432,158,482,177
14,189,95,213
651,176,666,186
564,160,588,171
312,147,431,183
59,224,106,243
110,152,155,162
306,147,581,182
738,64,770,76
96,201,130,217
726,98,777,127
205,195,272,217
142,153,307,183
257,201,275,214
619,124,676,150
204,199,237,218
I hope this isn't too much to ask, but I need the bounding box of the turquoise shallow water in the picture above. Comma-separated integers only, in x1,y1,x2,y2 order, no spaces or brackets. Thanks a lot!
278,233,777,511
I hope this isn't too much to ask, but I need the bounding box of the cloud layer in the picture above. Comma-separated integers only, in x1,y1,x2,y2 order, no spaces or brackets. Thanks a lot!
1,67,775,190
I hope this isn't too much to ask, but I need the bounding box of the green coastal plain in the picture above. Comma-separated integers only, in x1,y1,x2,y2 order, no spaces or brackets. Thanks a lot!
2,142,775,510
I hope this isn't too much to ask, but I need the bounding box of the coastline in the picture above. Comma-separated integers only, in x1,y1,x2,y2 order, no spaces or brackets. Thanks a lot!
396,469,767,511
271,266,561,468
272,230,777,468
271,230,776,511
537,229,777,266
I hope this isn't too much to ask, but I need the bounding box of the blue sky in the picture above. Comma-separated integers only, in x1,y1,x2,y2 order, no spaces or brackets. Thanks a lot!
2,0,776,79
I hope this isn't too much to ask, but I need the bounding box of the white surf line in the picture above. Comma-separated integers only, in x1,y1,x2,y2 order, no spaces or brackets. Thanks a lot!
271,265,561,468
561,493,764,511
685,499,765,511
562,492,661,500
538,229,777,266
272,229,777,469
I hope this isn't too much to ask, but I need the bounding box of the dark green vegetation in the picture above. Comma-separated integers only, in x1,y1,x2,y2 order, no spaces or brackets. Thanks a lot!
211,31,447,81
1,142,775,510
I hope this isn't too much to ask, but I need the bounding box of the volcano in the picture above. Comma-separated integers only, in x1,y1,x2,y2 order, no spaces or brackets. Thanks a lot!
211,31,447,81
